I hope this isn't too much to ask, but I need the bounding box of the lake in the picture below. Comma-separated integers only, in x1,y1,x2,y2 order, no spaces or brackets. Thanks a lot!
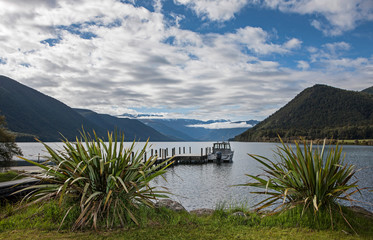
12,141,373,212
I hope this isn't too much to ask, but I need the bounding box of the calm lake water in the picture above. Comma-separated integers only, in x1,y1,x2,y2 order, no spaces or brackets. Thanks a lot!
13,141,373,211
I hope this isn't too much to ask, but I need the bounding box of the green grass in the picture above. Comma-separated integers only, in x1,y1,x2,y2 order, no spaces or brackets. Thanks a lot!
0,171,25,182
0,200,372,239
0,226,364,240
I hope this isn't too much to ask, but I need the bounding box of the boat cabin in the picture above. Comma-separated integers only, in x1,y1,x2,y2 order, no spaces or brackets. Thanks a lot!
212,142,231,153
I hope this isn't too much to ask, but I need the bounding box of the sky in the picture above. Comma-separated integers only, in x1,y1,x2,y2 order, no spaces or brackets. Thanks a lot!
0,0,372,123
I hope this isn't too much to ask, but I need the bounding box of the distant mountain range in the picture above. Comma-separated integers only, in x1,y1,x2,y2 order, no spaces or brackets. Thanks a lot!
234,84,373,142
131,118,259,141
0,75,256,142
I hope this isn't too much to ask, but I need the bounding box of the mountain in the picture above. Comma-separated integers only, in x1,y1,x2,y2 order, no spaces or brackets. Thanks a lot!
0,75,105,141
234,84,373,142
0,75,173,142
135,118,196,141
362,86,373,95
138,118,258,141
75,109,172,141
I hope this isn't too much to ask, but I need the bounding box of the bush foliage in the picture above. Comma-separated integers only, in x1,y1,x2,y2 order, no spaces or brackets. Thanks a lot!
0,115,22,163
239,138,362,231
18,130,172,230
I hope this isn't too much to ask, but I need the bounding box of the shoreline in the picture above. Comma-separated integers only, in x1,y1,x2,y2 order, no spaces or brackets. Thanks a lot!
232,139,373,146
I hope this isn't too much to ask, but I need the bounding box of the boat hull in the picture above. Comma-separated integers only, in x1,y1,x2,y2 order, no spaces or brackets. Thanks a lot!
207,152,234,163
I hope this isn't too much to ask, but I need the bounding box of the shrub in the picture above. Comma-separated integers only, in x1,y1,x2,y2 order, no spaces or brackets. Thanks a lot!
238,138,362,231
18,130,172,230
0,115,22,164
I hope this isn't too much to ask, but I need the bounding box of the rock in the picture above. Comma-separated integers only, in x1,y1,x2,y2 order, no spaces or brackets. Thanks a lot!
347,206,373,219
190,208,215,216
155,199,187,212
231,211,247,217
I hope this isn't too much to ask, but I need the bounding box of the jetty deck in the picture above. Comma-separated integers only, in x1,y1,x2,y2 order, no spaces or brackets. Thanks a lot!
149,146,212,165
0,146,215,198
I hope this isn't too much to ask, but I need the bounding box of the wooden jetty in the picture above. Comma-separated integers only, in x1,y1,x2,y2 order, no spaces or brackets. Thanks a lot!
0,146,216,199
149,147,212,165
0,177,39,199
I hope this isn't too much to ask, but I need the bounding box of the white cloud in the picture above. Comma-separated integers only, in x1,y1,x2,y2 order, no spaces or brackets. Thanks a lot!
283,38,302,50
323,42,350,54
297,60,310,70
0,0,371,122
261,0,373,35
187,121,253,129
174,0,248,21
174,0,373,34
322,57,369,69
309,41,356,65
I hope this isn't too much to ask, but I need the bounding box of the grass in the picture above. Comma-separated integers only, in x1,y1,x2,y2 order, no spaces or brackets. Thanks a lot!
0,226,364,240
0,200,372,239
0,170,25,183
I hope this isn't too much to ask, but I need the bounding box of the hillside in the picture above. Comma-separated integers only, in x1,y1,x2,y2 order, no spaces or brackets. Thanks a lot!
137,119,196,141
234,84,373,141
362,86,373,95
75,109,172,141
0,76,172,142
0,75,106,141
138,118,258,141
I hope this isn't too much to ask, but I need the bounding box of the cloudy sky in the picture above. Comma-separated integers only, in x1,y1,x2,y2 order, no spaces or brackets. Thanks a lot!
0,0,372,121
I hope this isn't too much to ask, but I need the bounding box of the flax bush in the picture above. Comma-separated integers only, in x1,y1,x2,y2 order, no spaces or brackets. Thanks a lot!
239,138,362,231
18,130,172,230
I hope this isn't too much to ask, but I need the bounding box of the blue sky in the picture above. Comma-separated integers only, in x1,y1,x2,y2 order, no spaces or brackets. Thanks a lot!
0,0,372,123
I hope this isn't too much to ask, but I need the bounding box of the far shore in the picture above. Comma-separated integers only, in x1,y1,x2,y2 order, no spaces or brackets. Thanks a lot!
232,139,373,146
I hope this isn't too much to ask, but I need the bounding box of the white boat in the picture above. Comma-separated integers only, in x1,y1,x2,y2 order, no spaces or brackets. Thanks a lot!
207,142,234,163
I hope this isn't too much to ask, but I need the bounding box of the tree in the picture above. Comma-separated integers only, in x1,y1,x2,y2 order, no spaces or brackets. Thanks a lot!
0,115,22,163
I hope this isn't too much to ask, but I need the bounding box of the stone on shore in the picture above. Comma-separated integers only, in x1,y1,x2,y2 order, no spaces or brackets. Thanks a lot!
190,208,215,216
155,199,187,212
230,211,247,218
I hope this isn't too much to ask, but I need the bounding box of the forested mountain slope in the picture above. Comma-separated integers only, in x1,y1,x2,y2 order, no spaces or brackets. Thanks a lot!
234,84,373,141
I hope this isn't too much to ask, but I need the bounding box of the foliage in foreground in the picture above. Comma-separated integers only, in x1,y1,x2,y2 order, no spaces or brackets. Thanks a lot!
238,138,363,230
0,200,372,239
18,130,172,230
